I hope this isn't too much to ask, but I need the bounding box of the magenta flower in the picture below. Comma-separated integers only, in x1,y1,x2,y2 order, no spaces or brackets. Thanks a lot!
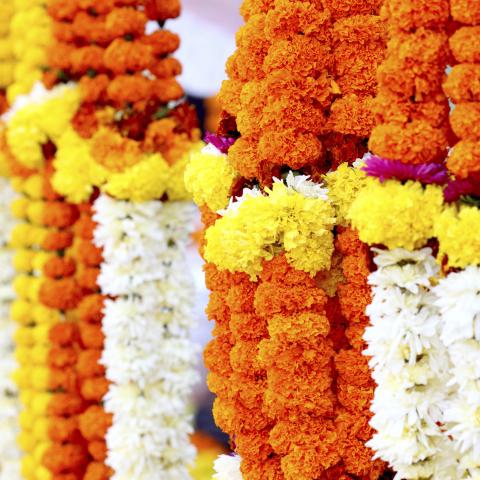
444,178,480,203
363,156,449,185
204,132,235,154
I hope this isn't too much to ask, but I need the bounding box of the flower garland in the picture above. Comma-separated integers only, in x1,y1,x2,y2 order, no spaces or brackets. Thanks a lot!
433,267,480,478
364,247,454,479
187,0,388,477
0,3,14,111
7,0,52,103
0,176,21,480
93,194,198,478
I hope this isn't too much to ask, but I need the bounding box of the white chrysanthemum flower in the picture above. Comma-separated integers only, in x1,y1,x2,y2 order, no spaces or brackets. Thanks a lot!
365,247,453,477
95,193,198,478
280,171,329,199
213,454,243,480
217,185,262,217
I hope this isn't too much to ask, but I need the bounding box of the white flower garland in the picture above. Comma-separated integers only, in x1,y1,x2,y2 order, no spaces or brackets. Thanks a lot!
364,248,455,479
93,194,198,480
213,454,242,480
0,178,21,480
434,266,480,479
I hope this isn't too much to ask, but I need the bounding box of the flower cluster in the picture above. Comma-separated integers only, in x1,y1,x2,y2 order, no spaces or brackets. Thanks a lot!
365,248,454,479
7,0,52,103
0,178,21,480
434,267,480,478
204,172,335,279
93,194,198,479
0,2,14,98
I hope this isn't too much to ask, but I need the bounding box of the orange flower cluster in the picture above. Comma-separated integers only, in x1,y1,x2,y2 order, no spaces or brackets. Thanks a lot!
74,205,112,480
46,0,199,163
333,228,387,478
203,262,275,478
444,1,480,179
369,0,451,164
218,0,385,184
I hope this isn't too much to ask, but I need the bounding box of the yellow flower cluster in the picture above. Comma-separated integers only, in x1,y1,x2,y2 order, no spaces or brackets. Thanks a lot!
325,163,367,227
53,129,201,203
9,174,56,480
435,205,480,268
184,146,238,211
7,0,52,102
204,181,336,279
0,2,14,89
348,178,444,251
6,84,81,170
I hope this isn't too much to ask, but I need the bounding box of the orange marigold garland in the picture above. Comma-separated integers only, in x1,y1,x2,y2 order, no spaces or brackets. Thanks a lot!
188,1,388,479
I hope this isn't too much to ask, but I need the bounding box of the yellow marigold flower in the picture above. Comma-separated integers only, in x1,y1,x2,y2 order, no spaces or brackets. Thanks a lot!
185,144,237,211
53,129,108,203
32,251,53,272
13,249,36,272
31,392,51,416
435,205,480,268
325,163,367,227
22,174,44,199
348,179,444,250
16,346,32,365
12,367,31,389
14,326,34,346
32,324,50,344
32,420,49,441
205,179,335,279
19,407,35,428
33,442,51,462
166,141,204,201
32,305,60,325
0,63,14,88
31,366,50,390
20,455,36,478
6,84,81,169
18,431,36,452
35,466,52,480
14,274,32,298
105,154,170,202
11,197,30,219
31,345,49,365
11,299,33,324
26,200,45,225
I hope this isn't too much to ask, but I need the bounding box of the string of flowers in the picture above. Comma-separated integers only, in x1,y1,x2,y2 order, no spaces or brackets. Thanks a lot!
186,0,387,477
93,194,198,478
7,0,52,103
364,247,454,478
0,173,21,480
434,267,480,478
0,3,14,112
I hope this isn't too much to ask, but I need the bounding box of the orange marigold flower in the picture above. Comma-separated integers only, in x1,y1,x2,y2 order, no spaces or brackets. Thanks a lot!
79,322,105,349
449,26,480,64
42,231,74,251
443,64,480,104
77,349,105,378
48,346,78,368
447,140,480,179
77,294,105,323
49,323,78,347
79,75,110,104
78,267,100,292
105,7,147,37
450,103,480,141
72,12,111,44
48,393,86,417
47,0,80,21
74,213,96,240
450,0,480,24
88,441,108,462
149,57,182,79
43,256,77,278
144,0,181,20
104,38,153,75
140,30,180,56
107,74,154,104
43,444,88,474
153,78,184,103
44,202,79,228
78,405,112,441
48,416,79,443
48,42,75,71
81,377,109,402
84,462,112,480
49,368,78,392
381,0,449,31
70,46,105,75
40,277,83,310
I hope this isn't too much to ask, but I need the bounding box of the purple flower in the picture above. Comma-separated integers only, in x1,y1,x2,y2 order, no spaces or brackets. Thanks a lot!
204,132,235,154
363,156,449,185
444,178,480,203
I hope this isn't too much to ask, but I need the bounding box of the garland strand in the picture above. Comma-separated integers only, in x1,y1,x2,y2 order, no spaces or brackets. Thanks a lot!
94,194,198,478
